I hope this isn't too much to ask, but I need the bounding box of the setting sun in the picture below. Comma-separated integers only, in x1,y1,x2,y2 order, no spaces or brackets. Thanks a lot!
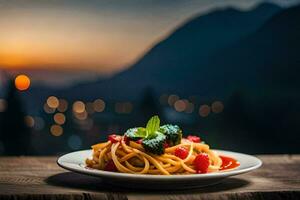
15,74,31,91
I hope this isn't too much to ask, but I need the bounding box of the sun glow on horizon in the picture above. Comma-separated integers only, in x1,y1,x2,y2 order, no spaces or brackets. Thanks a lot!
0,0,290,85
0,28,142,73
0,7,157,73
15,74,31,91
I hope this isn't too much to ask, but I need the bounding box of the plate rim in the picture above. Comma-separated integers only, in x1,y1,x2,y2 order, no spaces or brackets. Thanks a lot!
57,149,262,180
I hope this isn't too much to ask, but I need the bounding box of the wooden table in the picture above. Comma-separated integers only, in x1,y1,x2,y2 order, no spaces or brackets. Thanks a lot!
0,155,299,200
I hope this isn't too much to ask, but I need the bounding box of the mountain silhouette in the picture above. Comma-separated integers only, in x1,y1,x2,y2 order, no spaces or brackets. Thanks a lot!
23,3,284,109
201,4,300,96
101,2,282,98
120,2,281,86
24,2,281,104
200,4,300,153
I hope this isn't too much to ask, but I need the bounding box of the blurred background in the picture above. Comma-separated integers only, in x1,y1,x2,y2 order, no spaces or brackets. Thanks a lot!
0,0,300,156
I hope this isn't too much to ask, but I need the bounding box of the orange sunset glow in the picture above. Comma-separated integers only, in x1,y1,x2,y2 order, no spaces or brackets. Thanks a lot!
0,11,155,74
0,0,294,86
0,0,265,76
0,28,145,72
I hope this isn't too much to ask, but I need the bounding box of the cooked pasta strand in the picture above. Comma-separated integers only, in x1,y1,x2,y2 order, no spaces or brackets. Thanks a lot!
86,137,226,175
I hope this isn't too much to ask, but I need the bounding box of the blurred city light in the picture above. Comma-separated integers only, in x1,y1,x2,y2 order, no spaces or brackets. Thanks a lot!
168,94,179,106
15,74,30,91
199,104,211,117
123,102,133,113
185,102,195,113
74,110,88,120
73,101,85,113
115,102,133,114
24,115,35,128
211,101,224,113
43,103,55,114
77,118,94,130
47,96,59,109
115,102,122,113
50,125,63,136
33,117,45,131
68,135,82,150
57,99,68,112
174,99,186,112
93,99,105,112
54,113,66,125
0,99,7,112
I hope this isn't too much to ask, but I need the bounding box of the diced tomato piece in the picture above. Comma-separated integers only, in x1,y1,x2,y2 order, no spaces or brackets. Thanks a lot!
174,146,189,159
194,153,209,173
104,160,118,172
163,142,169,148
187,135,201,143
136,139,143,144
108,134,121,143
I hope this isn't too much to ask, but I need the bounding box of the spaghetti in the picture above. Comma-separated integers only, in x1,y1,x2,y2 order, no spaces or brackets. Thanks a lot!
86,137,223,175
86,116,239,175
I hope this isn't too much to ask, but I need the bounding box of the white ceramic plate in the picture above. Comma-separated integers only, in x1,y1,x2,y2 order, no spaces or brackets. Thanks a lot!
57,149,262,189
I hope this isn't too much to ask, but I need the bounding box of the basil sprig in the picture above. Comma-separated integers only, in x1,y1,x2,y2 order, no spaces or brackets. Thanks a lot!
124,115,182,155
135,115,160,139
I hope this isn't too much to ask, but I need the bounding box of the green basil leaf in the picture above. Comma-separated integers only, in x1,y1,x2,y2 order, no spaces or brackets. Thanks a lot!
135,127,147,138
146,115,160,137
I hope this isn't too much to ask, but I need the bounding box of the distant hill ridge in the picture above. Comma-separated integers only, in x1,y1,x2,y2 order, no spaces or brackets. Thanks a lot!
202,4,300,95
24,2,286,109
110,2,282,96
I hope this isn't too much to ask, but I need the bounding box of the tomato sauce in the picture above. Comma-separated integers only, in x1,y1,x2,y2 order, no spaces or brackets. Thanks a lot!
220,155,240,171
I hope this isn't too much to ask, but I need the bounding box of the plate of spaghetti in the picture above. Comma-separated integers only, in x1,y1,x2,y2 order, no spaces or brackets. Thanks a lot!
57,116,262,189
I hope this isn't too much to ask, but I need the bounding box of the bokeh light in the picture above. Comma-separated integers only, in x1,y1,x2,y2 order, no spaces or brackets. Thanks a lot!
174,100,186,112
199,104,211,117
57,99,68,112
68,135,82,150
211,101,224,113
15,74,30,91
43,103,55,114
54,113,66,125
123,102,133,113
50,125,63,136
33,117,45,131
0,99,7,112
73,101,85,113
24,115,35,128
115,102,123,113
74,110,88,120
77,118,94,130
47,96,59,109
115,102,133,114
168,94,179,106
185,102,195,113
93,99,105,112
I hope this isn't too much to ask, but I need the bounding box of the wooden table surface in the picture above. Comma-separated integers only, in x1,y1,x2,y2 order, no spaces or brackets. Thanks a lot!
0,155,299,200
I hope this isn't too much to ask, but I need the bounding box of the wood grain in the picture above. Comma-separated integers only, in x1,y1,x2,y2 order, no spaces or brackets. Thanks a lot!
0,155,299,200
